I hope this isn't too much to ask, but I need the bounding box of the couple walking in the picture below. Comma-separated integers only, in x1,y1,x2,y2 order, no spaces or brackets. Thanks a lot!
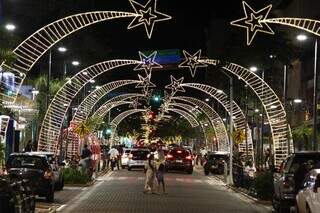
143,148,166,195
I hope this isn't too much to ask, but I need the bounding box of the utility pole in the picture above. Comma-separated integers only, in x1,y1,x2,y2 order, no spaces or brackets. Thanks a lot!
228,77,234,185
47,50,52,108
260,70,265,168
245,85,249,160
313,39,318,151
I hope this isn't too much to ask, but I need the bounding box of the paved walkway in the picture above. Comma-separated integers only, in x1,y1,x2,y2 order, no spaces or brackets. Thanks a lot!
55,168,272,213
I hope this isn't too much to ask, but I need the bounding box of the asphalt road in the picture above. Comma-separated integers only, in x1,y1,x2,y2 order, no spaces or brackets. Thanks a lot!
51,167,272,213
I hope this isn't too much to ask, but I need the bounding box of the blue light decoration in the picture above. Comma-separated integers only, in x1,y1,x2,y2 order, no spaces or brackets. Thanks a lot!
141,49,181,68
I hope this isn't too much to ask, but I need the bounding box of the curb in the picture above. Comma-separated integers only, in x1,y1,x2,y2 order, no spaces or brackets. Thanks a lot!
64,168,110,187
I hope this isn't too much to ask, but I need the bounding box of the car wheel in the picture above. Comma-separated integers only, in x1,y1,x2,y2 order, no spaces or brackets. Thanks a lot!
279,200,290,213
204,170,209,175
128,167,132,171
46,186,54,202
121,165,126,169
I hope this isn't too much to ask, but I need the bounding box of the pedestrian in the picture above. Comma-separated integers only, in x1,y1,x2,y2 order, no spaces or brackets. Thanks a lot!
244,161,256,189
143,154,156,194
80,144,92,177
156,163,166,194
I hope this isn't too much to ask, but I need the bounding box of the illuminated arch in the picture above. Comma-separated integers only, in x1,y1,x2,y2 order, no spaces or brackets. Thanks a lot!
72,80,140,124
1,12,138,103
0,116,10,140
199,59,291,166
172,96,231,153
38,59,141,151
165,108,199,128
110,108,147,131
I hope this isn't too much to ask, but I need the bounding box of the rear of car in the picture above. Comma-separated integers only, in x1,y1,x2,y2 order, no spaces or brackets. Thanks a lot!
165,148,193,174
6,153,55,202
296,169,320,213
127,149,149,171
121,149,131,168
273,152,320,212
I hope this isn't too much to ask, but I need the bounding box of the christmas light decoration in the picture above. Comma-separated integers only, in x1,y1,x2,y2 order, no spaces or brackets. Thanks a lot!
37,59,141,152
0,115,10,142
172,96,231,153
231,1,320,45
0,0,171,105
230,1,274,45
135,74,156,90
166,108,199,128
134,51,162,75
129,97,142,109
178,49,207,77
127,0,172,39
165,75,185,96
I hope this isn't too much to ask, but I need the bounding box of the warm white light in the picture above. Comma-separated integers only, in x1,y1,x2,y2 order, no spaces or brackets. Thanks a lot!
95,86,101,89
296,34,307,41
205,98,210,102
293,98,302,103
249,66,258,72
217,90,223,94
5,24,16,31
254,109,259,113
72,61,80,66
82,71,88,75
223,118,227,122
204,123,208,127
58,47,67,52
270,105,277,109
89,79,95,83
31,89,39,95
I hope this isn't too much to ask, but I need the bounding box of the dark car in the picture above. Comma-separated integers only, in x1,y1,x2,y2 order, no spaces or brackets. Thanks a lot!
6,153,58,202
203,151,229,175
165,148,193,174
29,152,65,191
272,152,320,213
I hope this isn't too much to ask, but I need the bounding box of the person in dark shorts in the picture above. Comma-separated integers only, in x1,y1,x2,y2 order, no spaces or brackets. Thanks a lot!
156,163,166,194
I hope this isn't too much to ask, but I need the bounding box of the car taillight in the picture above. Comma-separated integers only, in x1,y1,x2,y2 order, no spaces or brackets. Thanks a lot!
44,170,54,180
186,155,192,160
166,154,173,159
283,175,295,193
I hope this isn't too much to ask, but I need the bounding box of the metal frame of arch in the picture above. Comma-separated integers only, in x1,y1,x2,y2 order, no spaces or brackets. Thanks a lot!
172,96,231,153
38,59,141,151
1,11,138,104
165,108,199,128
199,59,292,167
180,83,254,155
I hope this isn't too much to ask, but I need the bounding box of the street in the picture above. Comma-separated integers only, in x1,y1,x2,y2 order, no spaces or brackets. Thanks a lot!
48,168,272,213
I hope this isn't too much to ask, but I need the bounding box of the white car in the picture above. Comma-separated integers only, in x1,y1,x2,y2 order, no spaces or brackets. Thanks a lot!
121,149,131,168
127,149,150,171
296,169,320,213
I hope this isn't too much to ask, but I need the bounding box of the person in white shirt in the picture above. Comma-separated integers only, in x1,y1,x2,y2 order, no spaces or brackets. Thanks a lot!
108,146,120,170
244,161,256,188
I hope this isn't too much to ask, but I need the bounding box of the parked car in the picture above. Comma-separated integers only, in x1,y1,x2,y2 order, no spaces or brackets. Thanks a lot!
272,152,320,213
165,148,193,174
127,149,150,171
6,152,57,202
28,152,65,191
296,169,320,213
203,151,229,175
121,149,131,169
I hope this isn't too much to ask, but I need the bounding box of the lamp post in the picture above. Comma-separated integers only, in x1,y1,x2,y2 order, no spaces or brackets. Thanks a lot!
297,34,318,151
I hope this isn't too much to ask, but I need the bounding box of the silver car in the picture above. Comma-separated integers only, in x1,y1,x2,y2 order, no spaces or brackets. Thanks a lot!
127,149,150,171
121,149,131,169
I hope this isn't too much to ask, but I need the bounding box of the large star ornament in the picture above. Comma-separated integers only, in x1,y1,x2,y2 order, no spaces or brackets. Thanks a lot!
165,75,185,95
128,0,172,39
134,51,162,75
179,50,208,77
135,74,156,90
230,1,274,45
129,98,141,109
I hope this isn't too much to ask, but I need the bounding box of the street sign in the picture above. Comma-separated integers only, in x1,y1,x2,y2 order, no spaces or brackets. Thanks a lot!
233,130,245,144
75,122,90,138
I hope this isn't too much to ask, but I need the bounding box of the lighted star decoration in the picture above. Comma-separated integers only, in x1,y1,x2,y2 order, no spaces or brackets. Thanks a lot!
165,75,185,95
128,0,172,39
129,98,141,109
230,1,274,45
143,87,153,102
134,51,162,75
135,74,156,90
178,50,207,77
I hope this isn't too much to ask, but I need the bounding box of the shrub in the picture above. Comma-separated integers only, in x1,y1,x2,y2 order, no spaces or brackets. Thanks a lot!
63,168,90,184
252,171,274,200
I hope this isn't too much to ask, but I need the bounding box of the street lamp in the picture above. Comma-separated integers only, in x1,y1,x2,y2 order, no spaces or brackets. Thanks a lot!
297,34,318,151
72,60,80,66
5,23,16,31
205,98,209,102
31,88,39,101
58,46,67,53
293,98,302,104
249,66,258,72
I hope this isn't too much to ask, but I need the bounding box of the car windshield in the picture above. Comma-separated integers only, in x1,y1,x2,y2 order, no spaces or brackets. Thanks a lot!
209,154,228,160
7,156,47,170
289,155,320,173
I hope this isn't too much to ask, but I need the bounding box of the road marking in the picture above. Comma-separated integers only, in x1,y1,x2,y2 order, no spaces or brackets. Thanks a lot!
56,204,66,211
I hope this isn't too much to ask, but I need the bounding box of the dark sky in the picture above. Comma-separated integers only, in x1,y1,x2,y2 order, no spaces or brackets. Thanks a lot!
2,0,296,87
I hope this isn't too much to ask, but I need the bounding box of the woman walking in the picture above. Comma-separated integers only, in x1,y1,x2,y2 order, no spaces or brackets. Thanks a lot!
143,154,156,194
